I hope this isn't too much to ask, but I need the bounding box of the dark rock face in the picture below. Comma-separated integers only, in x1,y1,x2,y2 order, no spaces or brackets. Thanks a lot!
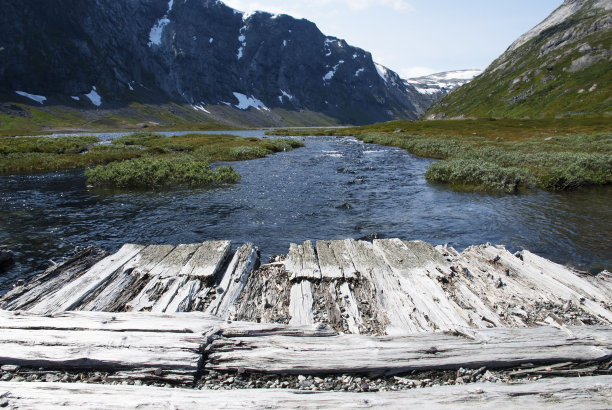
0,0,423,124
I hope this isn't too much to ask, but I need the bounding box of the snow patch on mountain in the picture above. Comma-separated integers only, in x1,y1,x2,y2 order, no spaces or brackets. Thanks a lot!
15,91,46,104
233,92,269,111
278,90,294,103
323,61,345,81
148,0,175,47
85,86,102,106
191,103,211,114
405,69,482,95
375,63,390,83
237,26,247,59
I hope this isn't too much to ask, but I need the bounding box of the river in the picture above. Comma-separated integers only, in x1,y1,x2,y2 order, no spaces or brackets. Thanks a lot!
1,130,611,294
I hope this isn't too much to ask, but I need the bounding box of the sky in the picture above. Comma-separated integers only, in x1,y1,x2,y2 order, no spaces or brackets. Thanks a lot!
222,0,563,78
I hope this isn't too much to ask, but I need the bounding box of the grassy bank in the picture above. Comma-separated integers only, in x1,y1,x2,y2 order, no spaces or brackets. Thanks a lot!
268,118,612,193
85,156,240,189
1,133,304,189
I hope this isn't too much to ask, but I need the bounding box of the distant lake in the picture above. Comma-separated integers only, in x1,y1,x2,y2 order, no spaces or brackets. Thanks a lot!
1,130,611,294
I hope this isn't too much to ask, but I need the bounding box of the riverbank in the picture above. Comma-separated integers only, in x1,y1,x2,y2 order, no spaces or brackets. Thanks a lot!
268,118,612,192
0,132,303,188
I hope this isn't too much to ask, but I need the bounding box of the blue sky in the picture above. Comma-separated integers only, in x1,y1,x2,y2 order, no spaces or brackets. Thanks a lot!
222,0,563,78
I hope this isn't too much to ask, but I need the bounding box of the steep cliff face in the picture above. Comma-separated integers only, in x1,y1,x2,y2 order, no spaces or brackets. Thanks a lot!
0,0,425,126
427,0,612,119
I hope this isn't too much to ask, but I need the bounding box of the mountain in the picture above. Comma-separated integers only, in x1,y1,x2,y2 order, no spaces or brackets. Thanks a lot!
427,0,612,119
0,0,433,130
403,70,482,111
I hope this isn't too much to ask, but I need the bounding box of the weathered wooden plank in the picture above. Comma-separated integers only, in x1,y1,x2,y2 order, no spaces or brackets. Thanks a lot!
206,325,612,375
27,245,145,314
2,376,612,409
0,310,221,334
477,245,612,324
179,240,231,280
150,244,201,279
206,243,258,319
288,280,314,326
344,239,422,334
125,245,199,312
520,250,612,303
150,277,189,313
77,245,175,312
285,241,321,280
316,241,344,279
330,240,359,280
165,279,202,313
374,239,470,332
0,247,108,311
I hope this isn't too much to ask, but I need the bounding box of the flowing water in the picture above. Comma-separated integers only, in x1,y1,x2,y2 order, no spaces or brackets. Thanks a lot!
1,130,611,294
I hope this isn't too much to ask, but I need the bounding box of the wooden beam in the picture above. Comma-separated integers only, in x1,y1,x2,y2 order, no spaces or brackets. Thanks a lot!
285,241,322,281
206,243,258,319
179,240,231,281
27,244,145,314
288,280,314,326
2,376,611,408
207,325,612,375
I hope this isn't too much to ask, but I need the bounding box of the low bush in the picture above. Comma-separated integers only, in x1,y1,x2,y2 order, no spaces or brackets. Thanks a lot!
85,155,240,189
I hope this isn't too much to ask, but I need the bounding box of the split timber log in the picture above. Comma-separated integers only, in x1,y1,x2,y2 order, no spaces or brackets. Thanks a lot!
205,325,612,375
0,246,108,311
2,376,612,408
0,311,222,385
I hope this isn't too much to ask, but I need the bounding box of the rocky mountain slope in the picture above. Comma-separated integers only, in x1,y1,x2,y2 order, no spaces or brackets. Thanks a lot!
403,70,482,112
427,0,612,119
0,0,439,129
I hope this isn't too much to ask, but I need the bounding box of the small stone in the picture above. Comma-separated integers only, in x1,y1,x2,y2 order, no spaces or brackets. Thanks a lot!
45,374,60,382
297,375,306,382
88,375,101,382
134,380,143,386
226,377,234,384
154,368,163,377
1,374,12,382
0,398,9,408
361,382,370,392
1,365,20,372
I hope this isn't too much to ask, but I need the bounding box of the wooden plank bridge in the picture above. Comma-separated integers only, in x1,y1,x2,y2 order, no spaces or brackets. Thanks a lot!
0,239,611,408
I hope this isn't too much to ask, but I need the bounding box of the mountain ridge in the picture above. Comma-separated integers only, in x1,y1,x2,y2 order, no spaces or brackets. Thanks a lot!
0,0,451,129
426,0,612,119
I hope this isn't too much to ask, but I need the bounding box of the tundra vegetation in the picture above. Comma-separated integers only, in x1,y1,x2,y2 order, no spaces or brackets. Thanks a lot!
0,133,303,189
268,118,612,193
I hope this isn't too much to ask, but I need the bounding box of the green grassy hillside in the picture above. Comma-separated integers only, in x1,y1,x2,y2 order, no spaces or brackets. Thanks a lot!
427,1,612,119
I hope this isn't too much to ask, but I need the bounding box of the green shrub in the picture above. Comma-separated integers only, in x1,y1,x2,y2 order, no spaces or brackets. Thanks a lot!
112,133,164,146
85,155,240,189
228,146,271,160
426,158,535,193
0,136,99,155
